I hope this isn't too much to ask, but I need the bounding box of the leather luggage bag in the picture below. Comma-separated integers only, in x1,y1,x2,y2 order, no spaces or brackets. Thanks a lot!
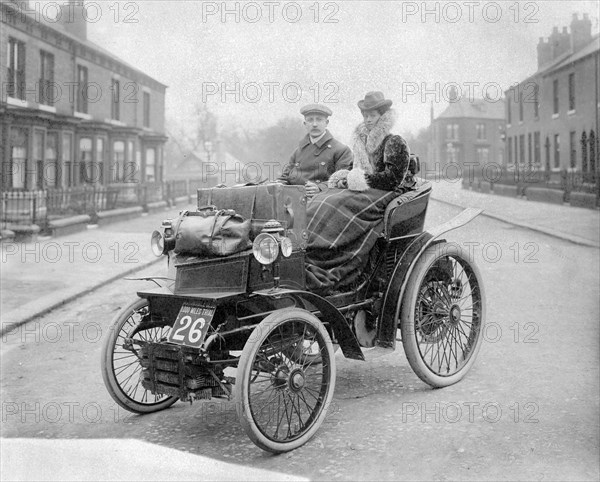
197,184,308,250
173,206,251,257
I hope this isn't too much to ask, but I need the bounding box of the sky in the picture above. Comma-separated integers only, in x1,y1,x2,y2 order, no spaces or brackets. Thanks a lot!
35,0,600,143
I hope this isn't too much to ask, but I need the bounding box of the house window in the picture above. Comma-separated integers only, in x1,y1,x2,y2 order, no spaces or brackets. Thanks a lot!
112,141,125,182
528,133,532,167
508,137,513,164
39,50,55,106
79,138,93,183
568,73,575,111
514,136,518,166
544,137,551,171
77,65,88,113
127,141,136,182
519,134,525,165
45,132,59,188
533,84,539,118
445,124,458,140
507,92,512,124
518,91,523,122
96,138,105,184
111,78,120,120
476,123,486,140
8,127,28,189
477,147,489,164
569,131,577,169
581,132,588,172
7,37,25,100
446,144,459,163
590,131,597,174
33,130,44,189
534,132,541,166
145,147,156,181
554,134,560,169
553,79,559,115
143,91,150,128
62,132,74,187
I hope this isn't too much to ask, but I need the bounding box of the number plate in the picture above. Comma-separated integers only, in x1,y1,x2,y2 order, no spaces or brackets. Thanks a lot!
168,302,215,348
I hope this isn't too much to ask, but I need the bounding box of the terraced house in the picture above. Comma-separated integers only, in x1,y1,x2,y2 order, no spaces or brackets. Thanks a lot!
1,0,168,233
503,13,599,204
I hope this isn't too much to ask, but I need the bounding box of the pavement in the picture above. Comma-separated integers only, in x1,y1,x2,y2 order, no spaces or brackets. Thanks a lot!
1,439,306,481
1,183,598,336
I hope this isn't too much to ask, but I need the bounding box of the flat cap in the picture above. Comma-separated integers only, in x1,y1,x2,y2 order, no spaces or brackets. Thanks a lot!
300,103,332,117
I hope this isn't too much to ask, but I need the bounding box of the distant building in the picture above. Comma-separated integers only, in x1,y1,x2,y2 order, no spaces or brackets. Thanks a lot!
0,0,168,191
168,140,244,186
504,13,599,174
428,87,505,174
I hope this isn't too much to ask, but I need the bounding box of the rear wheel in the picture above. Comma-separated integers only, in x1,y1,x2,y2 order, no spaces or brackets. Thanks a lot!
400,243,485,388
101,298,178,414
235,308,336,453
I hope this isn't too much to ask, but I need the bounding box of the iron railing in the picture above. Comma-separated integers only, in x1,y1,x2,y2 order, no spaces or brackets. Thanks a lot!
1,179,209,230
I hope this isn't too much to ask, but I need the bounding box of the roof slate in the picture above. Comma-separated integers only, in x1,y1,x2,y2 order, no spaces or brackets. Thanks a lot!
437,97,505,120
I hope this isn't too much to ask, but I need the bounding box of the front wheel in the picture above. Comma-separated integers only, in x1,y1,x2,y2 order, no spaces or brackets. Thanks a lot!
400,243,485,388
101,298,178,414
235,308,336,453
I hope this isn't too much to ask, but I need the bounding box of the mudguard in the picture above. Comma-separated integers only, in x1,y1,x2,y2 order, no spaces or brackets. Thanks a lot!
377,208,482,349
255,289,365,361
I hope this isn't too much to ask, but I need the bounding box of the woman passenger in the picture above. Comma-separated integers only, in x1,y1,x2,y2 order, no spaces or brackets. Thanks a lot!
329,91,412,191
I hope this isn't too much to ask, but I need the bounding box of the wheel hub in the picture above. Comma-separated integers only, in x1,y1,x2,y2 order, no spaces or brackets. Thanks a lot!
289,369,306,392
449,304,461,324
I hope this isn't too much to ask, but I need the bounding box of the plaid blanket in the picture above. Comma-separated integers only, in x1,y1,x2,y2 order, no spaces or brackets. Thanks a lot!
305,188,400,294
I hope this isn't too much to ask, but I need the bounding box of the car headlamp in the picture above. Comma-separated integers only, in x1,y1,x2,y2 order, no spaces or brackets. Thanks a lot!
150,230,165,257
150,219,176,256
253,233,279,265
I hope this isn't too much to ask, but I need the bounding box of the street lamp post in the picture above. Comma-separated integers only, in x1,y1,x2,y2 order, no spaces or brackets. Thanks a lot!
204,140,213,163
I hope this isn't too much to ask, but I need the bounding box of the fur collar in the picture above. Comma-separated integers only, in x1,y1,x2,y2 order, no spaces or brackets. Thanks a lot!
351,109,397,173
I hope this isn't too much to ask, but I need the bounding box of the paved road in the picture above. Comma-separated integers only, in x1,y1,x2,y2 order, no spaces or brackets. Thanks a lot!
2,200,598,481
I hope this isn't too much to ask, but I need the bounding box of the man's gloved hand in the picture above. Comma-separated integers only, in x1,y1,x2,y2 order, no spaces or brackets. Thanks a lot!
304,181,320,198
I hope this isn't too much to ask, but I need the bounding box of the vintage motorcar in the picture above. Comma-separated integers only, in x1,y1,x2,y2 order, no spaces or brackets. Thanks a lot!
101,180,485,453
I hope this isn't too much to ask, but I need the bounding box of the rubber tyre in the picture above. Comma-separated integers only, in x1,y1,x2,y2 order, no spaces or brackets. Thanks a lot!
235,308,336,453
101,298,178,414
400,243,486,388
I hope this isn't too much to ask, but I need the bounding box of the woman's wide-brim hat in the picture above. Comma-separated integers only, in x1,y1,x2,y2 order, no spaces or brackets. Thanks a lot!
357,91,393,111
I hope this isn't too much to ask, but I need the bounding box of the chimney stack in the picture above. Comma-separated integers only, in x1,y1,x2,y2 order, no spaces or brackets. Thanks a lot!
570,12,592,51
537,37,551,68
60,0,87,40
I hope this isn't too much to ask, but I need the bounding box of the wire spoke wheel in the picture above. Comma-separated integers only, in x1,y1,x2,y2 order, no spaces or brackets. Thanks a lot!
235,308,336,453
101,298,178,413
400,244,485,387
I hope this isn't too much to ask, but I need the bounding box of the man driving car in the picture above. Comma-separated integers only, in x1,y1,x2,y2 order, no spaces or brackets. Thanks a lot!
277,104,353,197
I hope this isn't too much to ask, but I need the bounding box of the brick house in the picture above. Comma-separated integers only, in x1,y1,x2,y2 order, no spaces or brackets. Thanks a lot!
0,0,168,193
428,88,505,176
504,14,599,175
